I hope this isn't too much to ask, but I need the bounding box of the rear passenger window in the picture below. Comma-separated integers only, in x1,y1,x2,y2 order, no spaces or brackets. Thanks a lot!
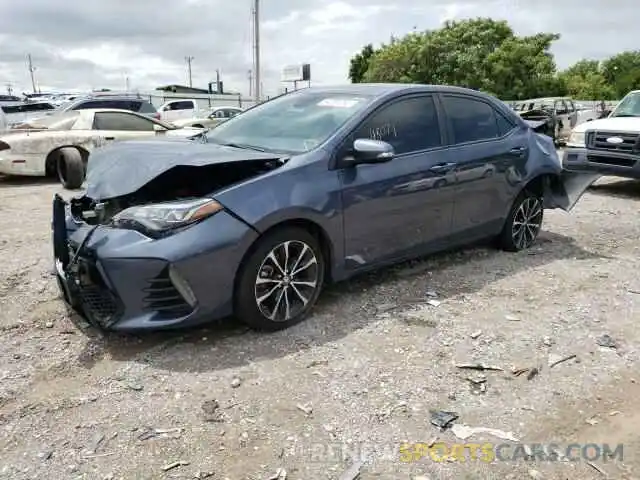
496,112,516,136
442,96,499,144
354,95,442,154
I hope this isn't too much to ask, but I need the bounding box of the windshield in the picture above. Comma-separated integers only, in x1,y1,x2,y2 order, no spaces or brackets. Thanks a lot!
206,91,373,153
14,111,80,130
610,92,640,117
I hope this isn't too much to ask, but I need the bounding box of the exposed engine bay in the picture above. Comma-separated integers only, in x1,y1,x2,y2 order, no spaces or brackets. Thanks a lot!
69,159,284,225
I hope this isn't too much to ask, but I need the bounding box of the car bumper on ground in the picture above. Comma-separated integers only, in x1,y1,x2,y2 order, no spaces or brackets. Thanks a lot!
562,147,640,179
52,195,259,332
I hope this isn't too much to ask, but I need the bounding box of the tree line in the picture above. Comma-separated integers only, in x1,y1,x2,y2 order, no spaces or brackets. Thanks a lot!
348,18,640,101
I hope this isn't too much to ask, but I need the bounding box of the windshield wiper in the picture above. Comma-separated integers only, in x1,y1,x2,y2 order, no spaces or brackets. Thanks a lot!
218,142,267,152
611,114,640,117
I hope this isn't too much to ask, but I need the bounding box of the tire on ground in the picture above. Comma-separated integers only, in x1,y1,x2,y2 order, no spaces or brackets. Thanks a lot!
498,189,544,252
56,147,85,189
234,226,325,331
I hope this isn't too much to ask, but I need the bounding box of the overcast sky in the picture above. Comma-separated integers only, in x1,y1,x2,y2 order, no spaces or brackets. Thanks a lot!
0,0,636,97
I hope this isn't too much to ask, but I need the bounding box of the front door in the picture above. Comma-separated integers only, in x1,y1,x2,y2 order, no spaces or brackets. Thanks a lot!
438,94,528,239
339,94,456,269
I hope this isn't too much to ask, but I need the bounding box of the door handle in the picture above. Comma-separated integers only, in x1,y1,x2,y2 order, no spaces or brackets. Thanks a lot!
105,137,115,140
429,162,456,173
508,146,527,156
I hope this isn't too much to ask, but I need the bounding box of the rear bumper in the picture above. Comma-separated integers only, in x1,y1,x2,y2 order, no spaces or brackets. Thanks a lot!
562,147,640,179
52,194,259,332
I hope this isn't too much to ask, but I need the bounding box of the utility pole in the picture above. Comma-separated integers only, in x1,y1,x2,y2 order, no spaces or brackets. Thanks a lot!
5,82,13,96
27,54,37,93
185,56,194,87
252,0,261,102
247,69,253,97
216,69,221,94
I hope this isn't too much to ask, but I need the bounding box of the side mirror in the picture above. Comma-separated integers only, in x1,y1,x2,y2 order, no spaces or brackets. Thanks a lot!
343,139,395,166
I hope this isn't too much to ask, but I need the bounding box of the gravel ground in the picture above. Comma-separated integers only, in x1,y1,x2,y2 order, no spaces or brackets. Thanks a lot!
1,169,640,480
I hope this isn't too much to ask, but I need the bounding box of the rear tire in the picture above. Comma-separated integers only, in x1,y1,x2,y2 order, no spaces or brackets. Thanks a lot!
57,148,85,189
498,190,544,252
234,227,325,331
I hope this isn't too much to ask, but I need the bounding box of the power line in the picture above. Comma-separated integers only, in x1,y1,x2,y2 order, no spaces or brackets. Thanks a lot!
185,56,194,87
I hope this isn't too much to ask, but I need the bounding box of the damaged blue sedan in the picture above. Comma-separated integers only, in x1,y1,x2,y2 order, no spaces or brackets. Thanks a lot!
52,84,598,332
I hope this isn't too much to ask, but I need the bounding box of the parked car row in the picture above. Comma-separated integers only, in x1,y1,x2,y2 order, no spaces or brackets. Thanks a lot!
51,83,600,336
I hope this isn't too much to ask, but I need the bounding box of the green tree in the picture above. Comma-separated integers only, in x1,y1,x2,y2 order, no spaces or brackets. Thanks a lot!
602,51,640,98
355,18,562,100
558,60,615,100
348,44,376,83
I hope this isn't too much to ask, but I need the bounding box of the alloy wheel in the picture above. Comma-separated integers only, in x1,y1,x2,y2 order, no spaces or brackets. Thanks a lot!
512,197,543,249
254,240,319,322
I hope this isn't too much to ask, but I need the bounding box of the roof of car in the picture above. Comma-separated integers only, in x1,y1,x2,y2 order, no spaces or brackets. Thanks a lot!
295,83,492,96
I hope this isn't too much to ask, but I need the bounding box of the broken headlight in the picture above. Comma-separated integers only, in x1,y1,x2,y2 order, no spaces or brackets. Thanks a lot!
111,198,223,235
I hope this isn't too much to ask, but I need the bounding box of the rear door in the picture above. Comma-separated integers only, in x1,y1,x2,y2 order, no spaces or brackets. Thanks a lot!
92,111,159,144
438,94,527,240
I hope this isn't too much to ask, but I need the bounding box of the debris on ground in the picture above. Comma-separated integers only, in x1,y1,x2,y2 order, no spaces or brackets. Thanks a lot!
426,299,441,307
596,334,617,349
306,359,329,368
470,330,482,339
450,424,520,442
548,354,577,368
542,336,554,347
296,403,313,415
585,416,599,426
528,469,543,479
202,399,224,423
230,377,242,388
137,427,183,441
378,401,408,420
456,363,504,372
586,461,606,476
505,315,520,321
194,471,215,479
430,410,459,429
466,375,487,394
511,366,542,380
266,467,287,480
425,290,438,298
161,460,189,472
338,459,363,480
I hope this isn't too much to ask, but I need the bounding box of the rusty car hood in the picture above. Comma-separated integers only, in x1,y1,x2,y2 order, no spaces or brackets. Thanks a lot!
84,139,282,200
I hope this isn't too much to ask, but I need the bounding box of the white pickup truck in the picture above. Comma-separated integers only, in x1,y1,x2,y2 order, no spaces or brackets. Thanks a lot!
563,90,640,179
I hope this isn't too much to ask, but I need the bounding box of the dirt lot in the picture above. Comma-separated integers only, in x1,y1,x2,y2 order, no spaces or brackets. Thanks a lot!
1,172,640,480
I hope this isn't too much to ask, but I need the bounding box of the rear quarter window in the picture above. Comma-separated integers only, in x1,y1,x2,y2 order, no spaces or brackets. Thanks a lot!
137,102,157,113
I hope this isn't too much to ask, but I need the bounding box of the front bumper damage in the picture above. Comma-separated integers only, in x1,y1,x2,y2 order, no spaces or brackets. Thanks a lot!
52,194,259,332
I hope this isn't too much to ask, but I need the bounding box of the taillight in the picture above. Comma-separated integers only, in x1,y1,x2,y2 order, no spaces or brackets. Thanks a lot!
0,140,10,151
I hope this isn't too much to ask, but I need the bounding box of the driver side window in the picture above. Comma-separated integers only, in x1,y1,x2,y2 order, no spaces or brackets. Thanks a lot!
353,95,442,155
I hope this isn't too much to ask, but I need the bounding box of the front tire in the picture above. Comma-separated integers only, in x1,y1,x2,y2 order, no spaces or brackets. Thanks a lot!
234,227,325,331
57,148,85,189
498,190,544,252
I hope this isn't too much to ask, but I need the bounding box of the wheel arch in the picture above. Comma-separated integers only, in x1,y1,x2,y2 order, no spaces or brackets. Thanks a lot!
45,145,89,178
234,217,335,294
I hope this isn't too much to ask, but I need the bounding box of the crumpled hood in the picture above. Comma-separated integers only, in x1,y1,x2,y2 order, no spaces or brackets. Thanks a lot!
85,139,281,200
